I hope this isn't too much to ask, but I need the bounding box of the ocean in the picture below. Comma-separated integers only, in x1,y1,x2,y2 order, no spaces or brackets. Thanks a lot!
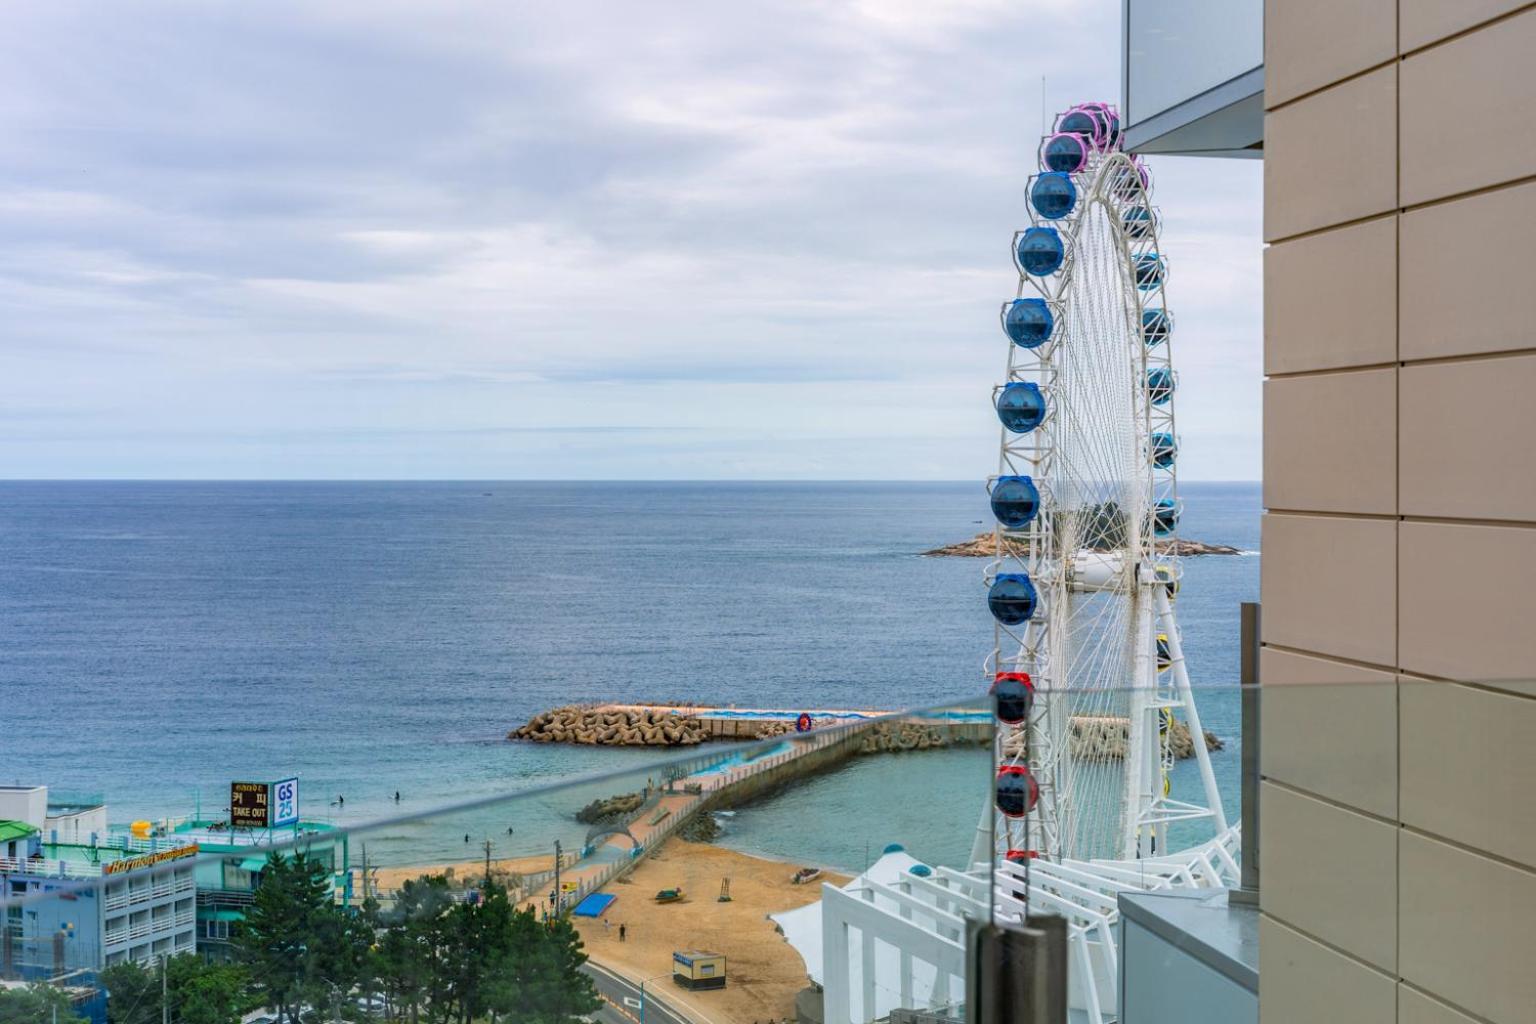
0,481,1258,872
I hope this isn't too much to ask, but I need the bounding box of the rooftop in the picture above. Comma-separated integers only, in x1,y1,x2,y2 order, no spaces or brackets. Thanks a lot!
161,818,338,849
0,820,39,843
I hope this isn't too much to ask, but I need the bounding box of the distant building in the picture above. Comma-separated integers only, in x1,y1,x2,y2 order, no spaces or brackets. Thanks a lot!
147,816,350,959
103,778,351,960
0,785,198,982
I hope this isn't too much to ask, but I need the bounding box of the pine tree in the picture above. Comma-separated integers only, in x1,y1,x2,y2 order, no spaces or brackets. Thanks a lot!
236,851,338,1024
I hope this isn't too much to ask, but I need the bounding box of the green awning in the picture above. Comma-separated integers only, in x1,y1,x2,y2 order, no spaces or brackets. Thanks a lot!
205,909,245,922
238,857,266,872
0,821,39,843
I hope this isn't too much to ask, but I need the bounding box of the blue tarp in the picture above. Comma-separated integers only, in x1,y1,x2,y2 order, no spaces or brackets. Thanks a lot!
572,892,616,917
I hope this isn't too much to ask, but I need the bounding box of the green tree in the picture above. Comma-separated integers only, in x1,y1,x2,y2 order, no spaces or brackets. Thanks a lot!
0,984,87,1024
104,955,255,1024
101,959,161,1024
522,914,601,1024
170,956,254,1024
372,878,598,1024
237,850,365,1024
375,874,455,1023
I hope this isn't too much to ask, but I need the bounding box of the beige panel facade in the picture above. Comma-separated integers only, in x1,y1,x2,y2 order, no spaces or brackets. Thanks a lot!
1399,181,1536,361
1397,987,1484,1024
1260,782,1398,970
1263,369,1396,514
1400,355,1536,520
1264,66,1397,241
1397,520,1536,682
1261,649,1397,817
1400,682,1536,869
1259,5,1536,1022
1260,917,1397,1024
1264,0,1396,107
1398,832,1536,1024
1398,6,1536,205
1399,0,1532,51
1260,513,1396,664
1264,215,1397,374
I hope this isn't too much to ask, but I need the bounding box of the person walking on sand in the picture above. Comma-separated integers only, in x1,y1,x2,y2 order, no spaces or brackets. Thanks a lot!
619,923,626,942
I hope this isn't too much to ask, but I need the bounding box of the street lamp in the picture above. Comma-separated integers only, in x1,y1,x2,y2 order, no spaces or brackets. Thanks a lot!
638,971,671,1024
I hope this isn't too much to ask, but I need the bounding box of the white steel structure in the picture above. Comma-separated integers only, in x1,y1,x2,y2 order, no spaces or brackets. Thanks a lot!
777,105,1241,1024
980,103,1228,866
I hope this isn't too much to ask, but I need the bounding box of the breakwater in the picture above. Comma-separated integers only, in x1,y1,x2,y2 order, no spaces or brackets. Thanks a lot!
509,704,1217,760
508,704,876,747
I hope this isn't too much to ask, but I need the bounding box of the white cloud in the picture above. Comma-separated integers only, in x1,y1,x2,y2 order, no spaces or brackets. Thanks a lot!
0,0,1260,479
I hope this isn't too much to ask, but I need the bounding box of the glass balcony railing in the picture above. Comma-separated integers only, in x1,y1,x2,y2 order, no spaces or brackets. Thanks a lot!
2,676,1521,1024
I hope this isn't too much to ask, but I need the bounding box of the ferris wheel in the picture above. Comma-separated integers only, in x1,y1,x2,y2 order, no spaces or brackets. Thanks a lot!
978,102,1227,867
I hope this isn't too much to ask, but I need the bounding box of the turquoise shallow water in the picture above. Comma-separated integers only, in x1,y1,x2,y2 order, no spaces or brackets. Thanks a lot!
0,481,1258,869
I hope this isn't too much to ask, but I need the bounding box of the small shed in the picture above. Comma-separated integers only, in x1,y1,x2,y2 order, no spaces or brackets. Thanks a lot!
672,950,727,990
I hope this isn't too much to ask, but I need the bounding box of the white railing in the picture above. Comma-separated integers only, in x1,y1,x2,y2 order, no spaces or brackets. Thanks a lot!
0,855,104,878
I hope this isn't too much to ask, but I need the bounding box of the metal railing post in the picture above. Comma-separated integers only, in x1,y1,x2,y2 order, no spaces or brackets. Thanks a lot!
1235,601,1261,900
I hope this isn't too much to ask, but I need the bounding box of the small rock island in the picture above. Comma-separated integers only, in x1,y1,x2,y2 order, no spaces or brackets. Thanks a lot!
923,531,1242,557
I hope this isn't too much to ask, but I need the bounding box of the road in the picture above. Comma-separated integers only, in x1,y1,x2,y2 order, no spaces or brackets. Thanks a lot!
583,961,700,1024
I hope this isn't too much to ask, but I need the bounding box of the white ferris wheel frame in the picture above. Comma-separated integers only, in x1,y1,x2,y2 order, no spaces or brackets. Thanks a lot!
980,147,1227,866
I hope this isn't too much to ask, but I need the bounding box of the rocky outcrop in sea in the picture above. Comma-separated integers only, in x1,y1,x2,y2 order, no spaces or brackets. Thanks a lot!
923,531,1241,557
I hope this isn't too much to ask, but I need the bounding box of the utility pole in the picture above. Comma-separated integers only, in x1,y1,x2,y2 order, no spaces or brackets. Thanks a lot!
552,839,562,918
161,953,168,1024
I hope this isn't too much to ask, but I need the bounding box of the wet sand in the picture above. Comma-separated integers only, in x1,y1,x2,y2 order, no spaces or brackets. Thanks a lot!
573,838,849,1024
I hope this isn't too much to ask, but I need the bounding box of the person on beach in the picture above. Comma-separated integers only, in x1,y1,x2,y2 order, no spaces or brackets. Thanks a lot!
619,923,626,942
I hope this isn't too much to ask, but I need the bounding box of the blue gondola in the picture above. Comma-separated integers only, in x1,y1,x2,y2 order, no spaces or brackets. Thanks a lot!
1058,109,1098,138
1042,133,1086,174
1133,253,1165,290
990,475,1040,530
1003,298,1053,348
1149,432,1177,469
995,382,1046,434
1146,367,1176,405
988,573,1038,626
1141,308,1171,347
992,672,1033,726
1031,172,1076,220
1102,109,1121,147
995,765,1039,818
1113,161,1147,199
1152,499,1180,536
1016,228,1064,276
1122,205,1154,239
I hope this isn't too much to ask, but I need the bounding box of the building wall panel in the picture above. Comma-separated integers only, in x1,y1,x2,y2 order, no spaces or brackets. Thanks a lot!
1265,67,1397,241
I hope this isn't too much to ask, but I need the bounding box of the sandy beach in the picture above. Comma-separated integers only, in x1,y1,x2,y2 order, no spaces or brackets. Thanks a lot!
372,853,559,891
573,838,849,1024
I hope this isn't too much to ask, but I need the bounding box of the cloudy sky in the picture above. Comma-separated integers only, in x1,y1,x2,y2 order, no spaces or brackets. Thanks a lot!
0,0,1261,480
